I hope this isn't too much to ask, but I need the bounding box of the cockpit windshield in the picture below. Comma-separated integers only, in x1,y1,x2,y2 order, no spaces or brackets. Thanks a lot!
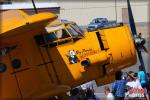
43,21,84,45
55,29,70,39
66,25,82,37
35,21,84,47
71,23,84,35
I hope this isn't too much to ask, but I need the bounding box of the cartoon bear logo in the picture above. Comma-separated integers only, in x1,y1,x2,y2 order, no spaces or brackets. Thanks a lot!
66,50,80,64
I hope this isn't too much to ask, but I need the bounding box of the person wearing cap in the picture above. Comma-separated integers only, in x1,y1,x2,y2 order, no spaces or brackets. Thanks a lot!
126,71,142,89
125,71,145,99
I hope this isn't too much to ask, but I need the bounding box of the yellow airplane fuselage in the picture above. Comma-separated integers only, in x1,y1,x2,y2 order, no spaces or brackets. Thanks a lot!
0,10,136,99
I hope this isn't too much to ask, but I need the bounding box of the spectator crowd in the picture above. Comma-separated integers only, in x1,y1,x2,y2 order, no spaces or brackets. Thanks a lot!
68,65,150,100
106,65,150,100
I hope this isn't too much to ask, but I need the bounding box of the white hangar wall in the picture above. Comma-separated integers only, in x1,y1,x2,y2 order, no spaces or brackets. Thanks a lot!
5,0,150,26
57,0,149,25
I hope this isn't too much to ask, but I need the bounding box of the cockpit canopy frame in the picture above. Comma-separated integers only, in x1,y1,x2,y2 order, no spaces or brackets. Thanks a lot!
35,21,84,47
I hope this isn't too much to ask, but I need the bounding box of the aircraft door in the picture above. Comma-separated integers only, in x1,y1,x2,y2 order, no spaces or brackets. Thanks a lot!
7,39,54,98
0,44,22,99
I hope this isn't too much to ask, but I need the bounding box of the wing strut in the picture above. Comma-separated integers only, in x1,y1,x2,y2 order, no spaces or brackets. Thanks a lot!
31,0,38,14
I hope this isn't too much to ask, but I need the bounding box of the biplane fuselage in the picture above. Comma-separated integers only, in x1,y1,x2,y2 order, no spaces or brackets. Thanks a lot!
0,10,136,99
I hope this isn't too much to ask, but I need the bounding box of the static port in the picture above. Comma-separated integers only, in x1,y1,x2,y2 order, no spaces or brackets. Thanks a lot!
11,59,21,69
0,63,7,73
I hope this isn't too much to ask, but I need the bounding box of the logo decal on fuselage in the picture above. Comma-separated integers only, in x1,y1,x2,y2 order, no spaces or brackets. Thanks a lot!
76,48,101,60
66,50,80,64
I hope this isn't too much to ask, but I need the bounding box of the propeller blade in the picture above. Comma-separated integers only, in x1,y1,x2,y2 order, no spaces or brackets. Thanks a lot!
137,49,145,70
31,0,38,14
127,0,147,73
127,0,137,36
142,45,148,53
127,0,150,88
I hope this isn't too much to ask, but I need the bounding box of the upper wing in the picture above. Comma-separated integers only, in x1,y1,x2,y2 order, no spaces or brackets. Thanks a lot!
0,10,58,38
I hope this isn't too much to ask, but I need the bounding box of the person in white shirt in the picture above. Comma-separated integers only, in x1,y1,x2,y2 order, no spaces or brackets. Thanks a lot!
104,86,114,100
126,71,142,89
125,71,145,98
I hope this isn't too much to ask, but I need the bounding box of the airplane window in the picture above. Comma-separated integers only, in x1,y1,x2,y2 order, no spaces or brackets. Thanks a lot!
34,32,57,45
71,23,84,35
0,63,7,73
67,26,80,36
56,30,63,39
55,29,70,39
11,59,21,69
45,32,57,42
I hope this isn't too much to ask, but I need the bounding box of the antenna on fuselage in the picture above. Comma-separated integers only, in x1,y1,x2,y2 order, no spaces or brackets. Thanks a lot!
31,0,38,14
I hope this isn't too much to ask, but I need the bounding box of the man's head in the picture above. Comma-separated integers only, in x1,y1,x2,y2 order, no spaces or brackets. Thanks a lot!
127,71,135,81
115,70,123,80
104,86,110,95
70,88,79,96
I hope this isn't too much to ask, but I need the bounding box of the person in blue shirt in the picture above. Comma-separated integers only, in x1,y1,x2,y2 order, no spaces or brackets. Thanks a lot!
137,66,147,88
112,71,126,100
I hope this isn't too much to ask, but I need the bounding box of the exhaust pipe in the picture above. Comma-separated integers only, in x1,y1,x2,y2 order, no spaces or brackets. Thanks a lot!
81,51,108,67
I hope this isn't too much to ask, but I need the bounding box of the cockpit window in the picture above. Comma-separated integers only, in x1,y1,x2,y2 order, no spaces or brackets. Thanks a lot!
71,23,84,35
55,29,70,39
66,26,80,36
45,32,57,42
35,21,84,47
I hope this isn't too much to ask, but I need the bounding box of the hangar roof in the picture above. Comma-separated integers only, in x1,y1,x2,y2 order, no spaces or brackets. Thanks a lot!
0,2,60,10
